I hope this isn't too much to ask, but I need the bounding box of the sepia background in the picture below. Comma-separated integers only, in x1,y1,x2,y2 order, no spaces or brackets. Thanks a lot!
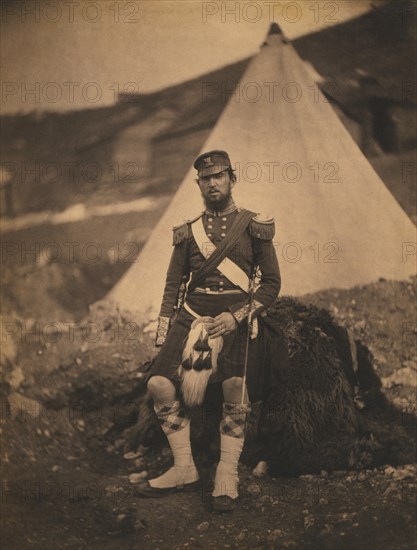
1,1,416,548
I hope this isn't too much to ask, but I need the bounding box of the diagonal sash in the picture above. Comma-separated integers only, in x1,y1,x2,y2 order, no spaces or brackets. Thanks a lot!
192,218,250,291
187,209,254,293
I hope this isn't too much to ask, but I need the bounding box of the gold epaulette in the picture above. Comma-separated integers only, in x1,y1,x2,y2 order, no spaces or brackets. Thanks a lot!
249,214,275,240
172,213,203,245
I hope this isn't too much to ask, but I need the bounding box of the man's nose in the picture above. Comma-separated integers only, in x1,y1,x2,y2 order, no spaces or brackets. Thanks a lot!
208,177,217,186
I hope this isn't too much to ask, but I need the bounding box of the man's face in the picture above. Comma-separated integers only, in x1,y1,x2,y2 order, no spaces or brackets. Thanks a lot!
197,170,233,206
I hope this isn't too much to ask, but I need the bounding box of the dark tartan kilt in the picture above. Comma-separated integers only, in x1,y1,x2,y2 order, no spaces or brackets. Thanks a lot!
148,292,289,402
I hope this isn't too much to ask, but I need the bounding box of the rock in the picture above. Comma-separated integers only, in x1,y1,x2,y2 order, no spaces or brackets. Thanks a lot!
303,514,315,531
134,518,147,530
373,352,387,365
392,466,415,481
252,461,268,478
320,524,333,536
124,451,141,460
129,472,148,484
299,474,315,481
402,359,417,371
196,522,209,532
236,530,248,541
247,483,262,496
330,304,339,316
133,458,145,469
382,367,417,388
392,397,417,414
105,485,124,494
135,445,149,457
383,466,396,476
5,366,25,391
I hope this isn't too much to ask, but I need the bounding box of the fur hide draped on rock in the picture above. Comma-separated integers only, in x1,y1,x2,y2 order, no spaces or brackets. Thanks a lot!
133,297,415,475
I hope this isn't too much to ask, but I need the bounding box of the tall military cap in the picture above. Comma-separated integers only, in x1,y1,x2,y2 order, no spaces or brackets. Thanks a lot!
193,150,231,177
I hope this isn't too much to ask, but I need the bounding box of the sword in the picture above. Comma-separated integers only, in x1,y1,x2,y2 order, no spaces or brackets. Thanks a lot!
241,265,256,405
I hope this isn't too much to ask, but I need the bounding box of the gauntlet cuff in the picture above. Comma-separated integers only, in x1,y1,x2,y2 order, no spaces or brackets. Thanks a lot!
155,316,171,347
229,299,265,324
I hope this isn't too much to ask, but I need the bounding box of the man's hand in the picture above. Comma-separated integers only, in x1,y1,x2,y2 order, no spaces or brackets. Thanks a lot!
208,312,238,338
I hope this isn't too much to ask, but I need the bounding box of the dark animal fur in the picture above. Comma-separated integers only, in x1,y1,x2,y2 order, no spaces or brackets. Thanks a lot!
133,297,416,475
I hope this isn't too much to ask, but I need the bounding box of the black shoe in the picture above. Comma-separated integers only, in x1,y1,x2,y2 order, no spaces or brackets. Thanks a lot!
133,479,200,498
211,495,237,512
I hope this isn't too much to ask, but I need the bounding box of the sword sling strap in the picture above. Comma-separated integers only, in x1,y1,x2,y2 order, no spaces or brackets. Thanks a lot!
191,218,250,292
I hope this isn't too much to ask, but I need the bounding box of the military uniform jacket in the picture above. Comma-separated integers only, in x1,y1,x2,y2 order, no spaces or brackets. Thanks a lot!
158,204,281,326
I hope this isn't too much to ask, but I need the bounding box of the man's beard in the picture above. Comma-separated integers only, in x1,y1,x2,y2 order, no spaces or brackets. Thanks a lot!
202,190,233,211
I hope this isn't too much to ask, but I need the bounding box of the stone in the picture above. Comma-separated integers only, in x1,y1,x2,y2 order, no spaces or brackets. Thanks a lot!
246,483,262,496
129,472,148,484
124,451,141,460
252,461,269,478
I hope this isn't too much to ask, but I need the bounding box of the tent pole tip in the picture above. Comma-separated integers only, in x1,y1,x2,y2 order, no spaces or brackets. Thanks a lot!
268,22,283,36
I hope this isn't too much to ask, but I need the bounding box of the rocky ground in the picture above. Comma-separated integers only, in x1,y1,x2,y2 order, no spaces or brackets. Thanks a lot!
1,277,416,549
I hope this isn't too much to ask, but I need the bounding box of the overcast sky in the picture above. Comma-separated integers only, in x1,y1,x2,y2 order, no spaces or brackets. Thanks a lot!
1,0,387,114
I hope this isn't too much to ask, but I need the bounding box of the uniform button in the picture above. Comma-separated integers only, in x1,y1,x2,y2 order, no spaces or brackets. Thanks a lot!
205,287,210,292
219,288,223,292
207,233,212,237
219,281,224,286
221,225,226,229
220,233,226,237
208,217,213,222
207,225,213,229
222,217,227,221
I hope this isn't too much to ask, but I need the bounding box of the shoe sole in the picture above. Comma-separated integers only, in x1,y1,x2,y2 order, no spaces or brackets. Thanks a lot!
134,479,201,498
211,496,237,512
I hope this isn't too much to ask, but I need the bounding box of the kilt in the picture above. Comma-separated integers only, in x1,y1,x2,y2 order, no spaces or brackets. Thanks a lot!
148,291,290,402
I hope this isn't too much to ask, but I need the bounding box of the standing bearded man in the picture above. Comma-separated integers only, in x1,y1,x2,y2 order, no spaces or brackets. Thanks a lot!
136,150,282,512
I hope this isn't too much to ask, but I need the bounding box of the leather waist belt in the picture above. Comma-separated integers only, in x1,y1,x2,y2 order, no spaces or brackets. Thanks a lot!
194,288,244,295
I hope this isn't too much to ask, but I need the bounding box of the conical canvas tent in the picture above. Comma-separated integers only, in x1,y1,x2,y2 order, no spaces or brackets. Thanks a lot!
109,23,416,319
